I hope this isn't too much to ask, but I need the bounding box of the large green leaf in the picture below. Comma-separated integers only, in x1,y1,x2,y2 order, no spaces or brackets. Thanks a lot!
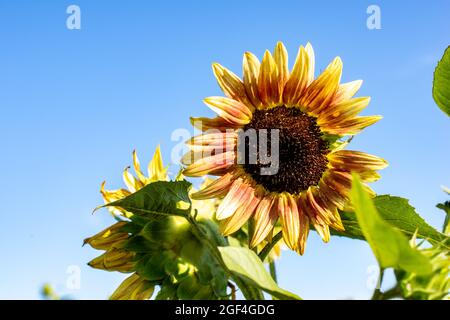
433,46,450,117
332,195,449,249
98,180,192,217
218,246,301,300
350,174,432,275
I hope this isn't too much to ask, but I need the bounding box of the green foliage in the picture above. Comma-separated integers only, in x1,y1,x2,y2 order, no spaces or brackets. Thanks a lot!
433,46,450,117
350,174,433,275
218,246,301,300
395,245,450,300
333,195,449,248
100,180,192,217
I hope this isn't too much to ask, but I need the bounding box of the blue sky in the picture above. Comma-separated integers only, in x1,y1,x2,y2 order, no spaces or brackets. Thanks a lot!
0,0,449,299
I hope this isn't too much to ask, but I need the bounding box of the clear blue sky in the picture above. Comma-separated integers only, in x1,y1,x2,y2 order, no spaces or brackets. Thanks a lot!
0,0,449,299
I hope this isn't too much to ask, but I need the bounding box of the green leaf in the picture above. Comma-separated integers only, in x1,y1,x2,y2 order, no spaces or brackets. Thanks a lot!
436,201,450,234
433,46,450,117
218,246,301,300
332,196,449,249
350,174,433,275
100,180,192,217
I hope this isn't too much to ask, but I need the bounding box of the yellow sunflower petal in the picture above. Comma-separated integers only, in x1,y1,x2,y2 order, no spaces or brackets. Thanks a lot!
100,181,131,203
212,63,254,110
274,41,289,99
216,179,251,220
332,80,363,106
300,56,342,115
323,115,382,135
123,167,143,193
258,50,279,107
88,248,135,272
110,273,154,300
187,131,237,147
318,179,347,210
329,150,388,172
243,52,262,108
190,116,242,132
283,45,310,105
296,198,310,255
318,97,371,125
305,188,333,225
83,221,129,250
220,189,260,235
182,151,235,177
305,42,315,85
278,193,300,250
204,96,252,125
148,145,167,181
313,220,331,243
186,132,236,154
132,150,147,184
250,195,277,248
191,172,236,200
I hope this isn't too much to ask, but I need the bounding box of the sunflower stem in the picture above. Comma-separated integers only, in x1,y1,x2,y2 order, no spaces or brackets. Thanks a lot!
370,267,385,300
269,261,278,283
258,232,283,261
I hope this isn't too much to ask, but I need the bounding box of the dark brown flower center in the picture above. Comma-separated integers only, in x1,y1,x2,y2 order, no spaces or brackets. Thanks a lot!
241,105,329,194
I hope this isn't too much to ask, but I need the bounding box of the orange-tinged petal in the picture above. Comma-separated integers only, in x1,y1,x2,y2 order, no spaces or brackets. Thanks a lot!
258,50,279,107
323,115,382,135
274,41,289,99
204,96,252,125
331,80,363,106
186,132,236,154
278,193,300,250
212,63,254,110
300,57,342,115
312,219,330,243
250,195,277,247
283,45,310,105
182,151,235,177
318,179,347,210
318,97,371,125
329,150,388,172
191,172,235,199
190,116,242,132
243,52,262,108
358,170,382,182
187,132,237,147
295,197,310,255
216,178,250,220
220,189,260,235
309,188,345,232
305,188,333,225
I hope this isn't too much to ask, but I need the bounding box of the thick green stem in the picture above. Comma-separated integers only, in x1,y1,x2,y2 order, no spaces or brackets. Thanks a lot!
370,267,385,300
269,261,277,283
258,232,283,261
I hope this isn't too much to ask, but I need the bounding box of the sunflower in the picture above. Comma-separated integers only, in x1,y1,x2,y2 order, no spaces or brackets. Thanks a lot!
182,41,388,254
86,147,229,300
